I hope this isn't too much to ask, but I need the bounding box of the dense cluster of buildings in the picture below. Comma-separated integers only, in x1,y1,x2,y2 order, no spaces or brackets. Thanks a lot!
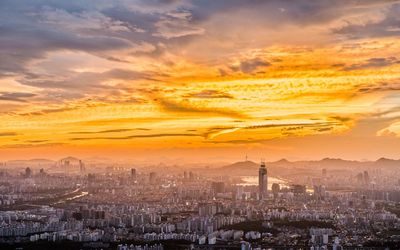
0,160,399,249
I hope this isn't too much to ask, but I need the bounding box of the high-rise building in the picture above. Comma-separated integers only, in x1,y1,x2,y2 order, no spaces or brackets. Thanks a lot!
25,167,32,178
363,170,370,186
313,185,326,200
271,183,280,199
236,185,244,200
88,173,96,183
189,171,195,181
149,172,157,184
39,168,45,176
130,168,137,179
79,160,85,174
258,160,267,200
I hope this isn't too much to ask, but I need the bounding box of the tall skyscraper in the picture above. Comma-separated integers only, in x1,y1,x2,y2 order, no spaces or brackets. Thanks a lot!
130,168,137,179
25,167,32,178
258,160,267,200
272,183,280,199
79,160,85,174
363,170,370,186
149,172,156,184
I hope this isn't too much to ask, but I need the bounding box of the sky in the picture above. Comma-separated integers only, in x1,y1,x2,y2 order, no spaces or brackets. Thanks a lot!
1,0,400,162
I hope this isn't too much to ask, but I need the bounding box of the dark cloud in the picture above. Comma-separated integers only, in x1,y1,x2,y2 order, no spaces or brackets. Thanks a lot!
19,107,77,116
231,58,271,74
1,0,399,107
315,127,334,132
0,132,18,137
245,122,339,130
329,116,352,122
203,121,341,140
0,0,169,97
157,98,247,118
69,129,133,135
368,106,400,122
183,90,234,99
0,9,133,77
343,57,400,71
19,69,157,90
26,140,49,143
70,133,200,141
69,128,151,135
189,0,389,25
2,0,394,78
153,10,205,39
203,139,268,144
1,142,66,148
0,92,36,103
0,0,397,80
356,80,400,93
281,126,304,131
335,3,400,39
218,68,228,77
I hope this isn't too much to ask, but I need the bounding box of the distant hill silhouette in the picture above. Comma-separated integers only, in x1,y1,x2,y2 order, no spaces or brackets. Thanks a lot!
59,156,81,163
6,159,55,169
3,156,400,175
221,160,259,170
213,158,400,176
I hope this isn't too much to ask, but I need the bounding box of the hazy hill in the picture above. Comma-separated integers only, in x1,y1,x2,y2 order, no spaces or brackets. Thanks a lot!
221,160,259,171
6,159,55,169
59,156,81,163
212,158,400,176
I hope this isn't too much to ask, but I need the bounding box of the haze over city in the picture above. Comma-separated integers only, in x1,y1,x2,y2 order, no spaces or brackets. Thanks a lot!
1,1,400,250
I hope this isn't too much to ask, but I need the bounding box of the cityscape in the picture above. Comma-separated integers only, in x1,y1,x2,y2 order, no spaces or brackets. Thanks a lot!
2,0,400,249
0,157,400,249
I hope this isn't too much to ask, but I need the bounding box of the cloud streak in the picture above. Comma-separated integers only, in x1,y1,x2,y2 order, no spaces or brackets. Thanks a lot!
156,97,247,118
69,128,151,135
70,133,200,141
0,132,18,137
183,90,234,99
0,92,36,102
343,57,400,71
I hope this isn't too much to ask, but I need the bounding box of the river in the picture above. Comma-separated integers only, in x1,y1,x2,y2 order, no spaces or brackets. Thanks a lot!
238,176,289,190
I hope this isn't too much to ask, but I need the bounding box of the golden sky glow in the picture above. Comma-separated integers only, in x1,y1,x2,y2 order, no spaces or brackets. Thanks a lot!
1,0,400,162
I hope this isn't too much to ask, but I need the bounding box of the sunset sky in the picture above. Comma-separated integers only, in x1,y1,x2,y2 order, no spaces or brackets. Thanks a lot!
1,0,400,162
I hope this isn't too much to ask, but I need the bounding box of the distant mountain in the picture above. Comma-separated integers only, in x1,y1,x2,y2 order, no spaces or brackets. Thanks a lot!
27,159,55,164
6,159,55,169
212,157,400,176
221,160,258,170
321,157,349,163
375,157,398,163
215,160,259,175
288,158,361,169
59,156,81,163
83,156,113,163
374,157,400,168
273,158,291,165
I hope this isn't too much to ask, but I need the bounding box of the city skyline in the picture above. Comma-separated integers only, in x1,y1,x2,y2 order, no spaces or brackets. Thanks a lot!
1,1,400,161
